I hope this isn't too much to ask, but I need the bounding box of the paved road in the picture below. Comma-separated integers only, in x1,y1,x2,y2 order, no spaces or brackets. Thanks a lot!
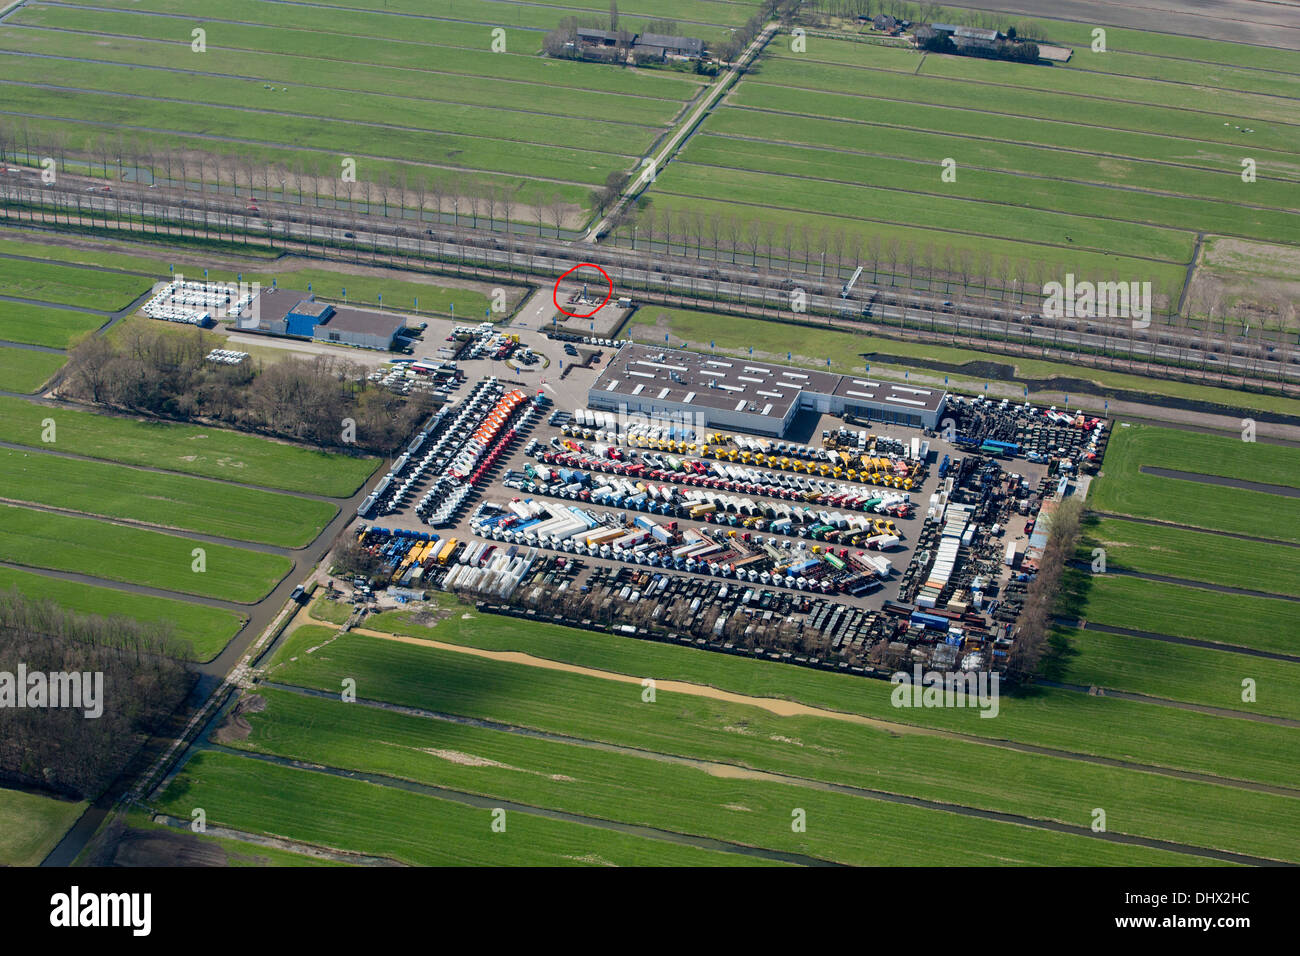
588,21,779,241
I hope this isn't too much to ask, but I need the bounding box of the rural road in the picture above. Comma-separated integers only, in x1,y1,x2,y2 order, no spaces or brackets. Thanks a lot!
587,21,779,242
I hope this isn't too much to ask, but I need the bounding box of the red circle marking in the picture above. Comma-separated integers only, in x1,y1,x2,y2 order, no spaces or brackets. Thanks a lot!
553,264,613,319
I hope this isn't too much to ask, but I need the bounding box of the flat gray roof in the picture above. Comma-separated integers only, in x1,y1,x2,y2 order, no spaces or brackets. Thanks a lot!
591,344,838,421
639,33,704,54
321,307,406,338
252,288,302,327
289,298,332,318
832,374,946,414
249,288,404,339
592,344,946,422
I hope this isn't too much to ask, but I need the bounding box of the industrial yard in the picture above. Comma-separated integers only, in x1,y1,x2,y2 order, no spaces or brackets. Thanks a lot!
0,0,1294,918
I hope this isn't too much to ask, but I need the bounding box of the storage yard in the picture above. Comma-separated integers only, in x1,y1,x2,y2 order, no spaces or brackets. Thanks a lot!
336,319,1109,680
1,0,1297,883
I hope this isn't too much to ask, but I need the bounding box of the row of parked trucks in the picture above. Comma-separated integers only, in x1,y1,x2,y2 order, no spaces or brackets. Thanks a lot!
571,411,923,463
355,526,466,587
439,543,538,599
562,421,925,489
509,462,905,546
537,442,916,519
470,499,893,594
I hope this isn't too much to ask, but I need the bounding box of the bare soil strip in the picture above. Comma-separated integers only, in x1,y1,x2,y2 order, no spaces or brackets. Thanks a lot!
258,682,1282,865
346,629,1300,799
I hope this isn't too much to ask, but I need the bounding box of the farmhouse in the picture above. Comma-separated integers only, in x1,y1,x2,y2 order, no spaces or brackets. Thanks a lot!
251,289,406,350
637,33,705,59
588,343,946,436
572,27,706,62
576,27,620,48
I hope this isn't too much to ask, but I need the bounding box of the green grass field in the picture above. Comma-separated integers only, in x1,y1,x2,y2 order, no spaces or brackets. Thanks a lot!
279,614,1300,790
0,788,87,866
229,687,1219,865
0,257,148,310
0,565,244,661
638,25,1300,309
0,396,378,497
0,302,104,348
1079,517,1300,596
0,503,291,603
1059,570,1299,658
0,346,65,393
158,751,784,866
263,621,1295,861
0,448,336,548
0,0,723,216
0,232,507,320
114,808,345,866
1049,624,1300,720
1099,423,1300,488
307,595,352,625
1090,424,1300,540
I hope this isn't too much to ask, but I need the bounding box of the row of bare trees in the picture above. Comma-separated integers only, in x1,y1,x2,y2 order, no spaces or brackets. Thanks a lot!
0,591,193,799
3,113,1293,380
1009,496,1083,680
63,324,431,454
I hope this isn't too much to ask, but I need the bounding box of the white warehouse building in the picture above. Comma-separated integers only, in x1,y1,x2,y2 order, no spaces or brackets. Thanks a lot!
588,344,946,437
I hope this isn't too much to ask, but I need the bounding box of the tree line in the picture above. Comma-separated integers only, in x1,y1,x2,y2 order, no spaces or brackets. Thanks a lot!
1008,495,1083,679
61,323,432,455
0,591,193,799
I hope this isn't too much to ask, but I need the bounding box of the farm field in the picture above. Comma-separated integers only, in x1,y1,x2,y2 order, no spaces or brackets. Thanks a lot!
0,256,148,310
0,565,244,662
307,595,352,626
157,751,785,867
0,302,104,349
0,232,506,319
0,788,87,866
1049,624,1300,720
226,686,1221,865
0,396,378,497
1089,424,1300,539
0,0,747,221
623,306,1300,418
1060,570,1299,658
0,346,64,393
1078,517,1300,596
266,620,1294,861
0,503,291,603
0,448,337,548
100,809,346,867
1097,423,1300,489
279,615,1300,793
637,25,1300,312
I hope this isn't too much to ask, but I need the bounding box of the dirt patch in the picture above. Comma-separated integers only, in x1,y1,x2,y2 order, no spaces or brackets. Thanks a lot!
1189,237,1300,333
419,747,512,769
212,692,266,745
354,627,917,732
412,746,575,782
110,827,229,867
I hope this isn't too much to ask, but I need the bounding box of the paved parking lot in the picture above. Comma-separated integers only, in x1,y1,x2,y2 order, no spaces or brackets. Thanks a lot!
355,322,1050,614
